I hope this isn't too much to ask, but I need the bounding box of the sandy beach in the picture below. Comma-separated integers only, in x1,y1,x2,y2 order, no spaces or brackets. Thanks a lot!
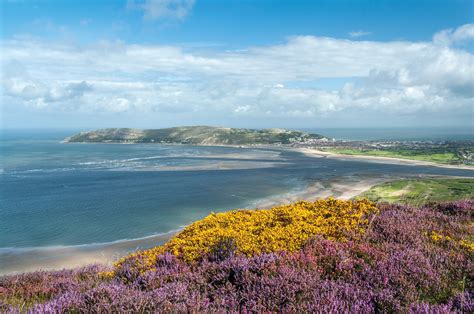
296,147,474,171
0,231,176,275
252,175,393,209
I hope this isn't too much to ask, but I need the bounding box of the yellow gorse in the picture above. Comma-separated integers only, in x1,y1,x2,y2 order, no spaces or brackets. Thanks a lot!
114,198,378,274
429,230,474,252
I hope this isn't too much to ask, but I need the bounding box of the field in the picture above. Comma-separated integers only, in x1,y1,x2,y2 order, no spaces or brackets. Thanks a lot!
358,178,474,205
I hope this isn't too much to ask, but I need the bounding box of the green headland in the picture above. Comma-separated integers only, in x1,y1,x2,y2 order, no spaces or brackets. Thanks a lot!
65,126,325,145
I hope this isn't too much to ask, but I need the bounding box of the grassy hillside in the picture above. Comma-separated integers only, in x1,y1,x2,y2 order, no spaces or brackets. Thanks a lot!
1,199,473,312
65,126,325,145
358,178,474,205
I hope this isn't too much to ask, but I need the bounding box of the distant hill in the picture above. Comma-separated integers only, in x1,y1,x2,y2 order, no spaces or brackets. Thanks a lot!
64,126,326,145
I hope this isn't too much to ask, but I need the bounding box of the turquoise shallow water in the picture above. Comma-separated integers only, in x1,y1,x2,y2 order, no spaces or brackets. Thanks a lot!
0,130,473,253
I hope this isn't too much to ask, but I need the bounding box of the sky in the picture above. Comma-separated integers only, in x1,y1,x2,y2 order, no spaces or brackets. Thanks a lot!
1,0,473,129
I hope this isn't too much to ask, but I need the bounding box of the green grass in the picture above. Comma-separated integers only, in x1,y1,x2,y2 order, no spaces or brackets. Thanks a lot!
358,178,474,206
325,148,461,164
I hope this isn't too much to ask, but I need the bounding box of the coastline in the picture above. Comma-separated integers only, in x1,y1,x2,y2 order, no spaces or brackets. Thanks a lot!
251,175,393,209
0,174,390,275
0,231,176,275
64,141,473,171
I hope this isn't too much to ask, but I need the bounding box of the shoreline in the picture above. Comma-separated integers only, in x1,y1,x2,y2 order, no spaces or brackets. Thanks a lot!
64,141,473,171
0,231,176,275
251,175,393,209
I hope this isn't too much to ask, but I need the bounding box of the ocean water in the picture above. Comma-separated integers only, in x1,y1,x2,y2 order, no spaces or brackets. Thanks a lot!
0,129,473,272
304,127,473,141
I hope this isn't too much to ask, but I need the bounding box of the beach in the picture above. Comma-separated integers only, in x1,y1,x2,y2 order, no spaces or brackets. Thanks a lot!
252,175,393,208
0,231,176,275
296,147,474,171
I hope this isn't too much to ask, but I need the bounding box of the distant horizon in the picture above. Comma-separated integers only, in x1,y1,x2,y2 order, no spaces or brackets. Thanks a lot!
1,125,473,131
2,125,472,143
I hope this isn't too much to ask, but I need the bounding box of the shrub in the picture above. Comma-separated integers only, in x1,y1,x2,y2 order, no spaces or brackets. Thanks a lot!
116,198,378,273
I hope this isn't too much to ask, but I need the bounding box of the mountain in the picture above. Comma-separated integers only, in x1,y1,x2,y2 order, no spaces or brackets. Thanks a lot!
64,126,326,145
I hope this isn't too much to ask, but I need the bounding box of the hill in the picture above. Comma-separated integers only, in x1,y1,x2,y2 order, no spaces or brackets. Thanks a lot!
64,126,326,145
1,199,472,312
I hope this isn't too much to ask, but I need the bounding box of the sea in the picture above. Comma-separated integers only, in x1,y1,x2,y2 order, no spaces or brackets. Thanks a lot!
0,128,473,273
304,127,473,141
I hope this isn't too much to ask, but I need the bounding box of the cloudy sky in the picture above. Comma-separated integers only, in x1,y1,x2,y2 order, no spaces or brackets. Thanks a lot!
1,0,473,129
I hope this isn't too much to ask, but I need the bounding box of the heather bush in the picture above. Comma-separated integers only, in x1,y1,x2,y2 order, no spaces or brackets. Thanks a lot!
1,200,472,312
0,264,109,310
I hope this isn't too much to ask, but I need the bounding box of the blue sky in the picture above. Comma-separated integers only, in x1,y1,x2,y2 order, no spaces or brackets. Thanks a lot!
3,0,473,46
1,0,473,129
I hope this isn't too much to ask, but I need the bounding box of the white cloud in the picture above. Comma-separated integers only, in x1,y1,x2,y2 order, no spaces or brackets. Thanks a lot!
1,25,473,125
128,0,195,20
433,23,474,46
2,62,93,109
348,30,372,38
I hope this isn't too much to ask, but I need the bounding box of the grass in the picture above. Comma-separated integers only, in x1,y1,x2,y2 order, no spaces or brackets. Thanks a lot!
358,178,474,205
325,148,461,164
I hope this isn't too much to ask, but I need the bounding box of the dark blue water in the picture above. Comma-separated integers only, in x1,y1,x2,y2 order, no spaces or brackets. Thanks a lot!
1,130,473,251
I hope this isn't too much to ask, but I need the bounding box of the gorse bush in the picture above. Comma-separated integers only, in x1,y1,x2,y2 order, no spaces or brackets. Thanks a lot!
115,199,378,273
1,199,473,312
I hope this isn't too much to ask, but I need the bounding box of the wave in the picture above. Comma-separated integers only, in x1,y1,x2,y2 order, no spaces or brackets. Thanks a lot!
4,159,280,175
4,158,174,174
76,155,173,166
0,227,185,254
2,148,284,176
75,152,225,166
5,167,83,175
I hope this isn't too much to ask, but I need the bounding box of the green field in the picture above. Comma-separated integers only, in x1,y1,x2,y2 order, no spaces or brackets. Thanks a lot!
358,178,474,205
325,148,461,164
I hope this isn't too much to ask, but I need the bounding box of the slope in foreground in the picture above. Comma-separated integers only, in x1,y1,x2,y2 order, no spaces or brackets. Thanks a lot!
1,199,473,312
